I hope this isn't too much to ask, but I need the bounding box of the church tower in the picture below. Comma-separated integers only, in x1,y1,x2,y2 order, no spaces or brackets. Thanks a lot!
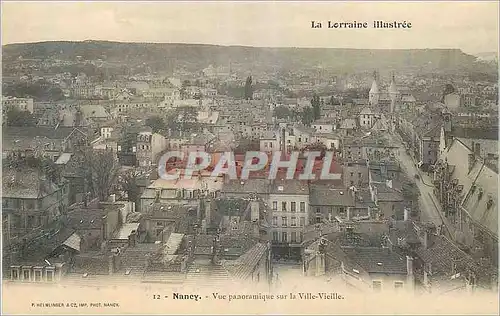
388,72,401,113
369,70,380,107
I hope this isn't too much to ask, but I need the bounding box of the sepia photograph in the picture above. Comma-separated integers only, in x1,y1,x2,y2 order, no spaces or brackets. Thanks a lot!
1,1,499,314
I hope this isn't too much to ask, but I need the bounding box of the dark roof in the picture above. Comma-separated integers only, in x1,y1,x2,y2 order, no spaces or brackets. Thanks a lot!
309,186,354,206
14,226,77,265
269,179,309,195
63,208,107,230
343,247,407,274
221,178,269,195
214,199,250,217
451,126,498,140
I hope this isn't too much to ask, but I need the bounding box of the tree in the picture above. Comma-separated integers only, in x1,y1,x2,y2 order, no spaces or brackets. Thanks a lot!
118,169,142,203
5,108,37,127
145,116,166,133
273,106,293,119
81,148,120,202
301,107,314,126
311,95,321,120
244,76,253,100
164,106,201,133
442,83,456,102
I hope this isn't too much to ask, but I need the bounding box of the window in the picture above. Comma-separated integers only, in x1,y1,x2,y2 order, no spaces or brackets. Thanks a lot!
156,221,164,226
316,216,322,224
291,232,297,243
272,216,278,227
291,216,297,227
34,270,42,282
11,269,19,280
358,172,362,178
282,202,287,212
300,217,305,227
372,281,382,292
156,228,163,236
282,232,288,242
46,270,54,282
282,217,288,227
272,201,277,210
291,202,296,212
339,207,346,216
299,232,304,242
350,172,354,177
316,207,321,214
300,202,306,212
394,281,404,291
23,269,30,281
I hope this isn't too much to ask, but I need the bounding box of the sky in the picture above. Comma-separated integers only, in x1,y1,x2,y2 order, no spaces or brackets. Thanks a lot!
1,1,499,54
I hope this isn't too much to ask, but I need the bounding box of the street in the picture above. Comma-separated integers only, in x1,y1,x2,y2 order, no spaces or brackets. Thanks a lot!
389,132,445,227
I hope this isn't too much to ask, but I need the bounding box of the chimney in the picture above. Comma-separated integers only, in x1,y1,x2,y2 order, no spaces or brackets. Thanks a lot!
406,256,414,276
211,236,221,265
250,200,260,222
252,221,260,239
422,227,435,249
108,255,115,275
474,143,481,157
423,263,432,287
201,219,207,234
406,256,415,291
404,208,410,221
128,231,136,247
468,153,476,172
205,200,212,226
315,253,326,276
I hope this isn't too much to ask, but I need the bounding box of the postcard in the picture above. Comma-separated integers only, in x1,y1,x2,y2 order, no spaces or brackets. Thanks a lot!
1,1,499,315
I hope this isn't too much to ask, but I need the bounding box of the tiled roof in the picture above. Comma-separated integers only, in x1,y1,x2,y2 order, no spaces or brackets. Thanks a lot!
415,235,478,276
461,163,498,236
62,233,82,252
343,247,407,274
185,262,233,287
223,243,268,280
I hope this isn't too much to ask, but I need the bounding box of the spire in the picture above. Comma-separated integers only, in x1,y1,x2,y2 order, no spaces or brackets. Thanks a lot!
389,72,398,94
369,77,379,94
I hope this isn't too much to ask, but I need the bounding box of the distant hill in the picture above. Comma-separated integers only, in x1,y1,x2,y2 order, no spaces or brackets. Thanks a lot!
1,40,491,74
474,52,498,62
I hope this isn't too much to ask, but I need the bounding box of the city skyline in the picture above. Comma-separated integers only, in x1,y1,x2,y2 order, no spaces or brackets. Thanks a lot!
2,1,499,54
